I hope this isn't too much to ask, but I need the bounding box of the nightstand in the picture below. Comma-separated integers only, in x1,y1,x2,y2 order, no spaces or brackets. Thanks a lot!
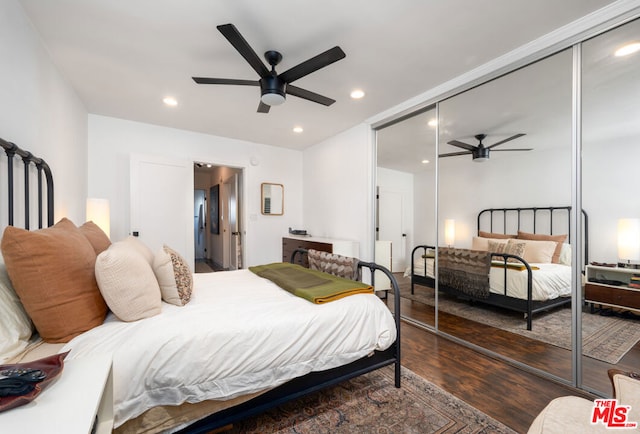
0,353,113,433
584,264,640,313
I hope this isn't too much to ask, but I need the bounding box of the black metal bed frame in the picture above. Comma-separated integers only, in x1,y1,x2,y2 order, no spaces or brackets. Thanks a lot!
1,137,54,229
180,248,402,433
410,206,588,330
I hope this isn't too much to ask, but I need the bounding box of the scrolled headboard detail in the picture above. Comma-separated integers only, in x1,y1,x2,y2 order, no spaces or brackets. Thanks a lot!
1,137,54,229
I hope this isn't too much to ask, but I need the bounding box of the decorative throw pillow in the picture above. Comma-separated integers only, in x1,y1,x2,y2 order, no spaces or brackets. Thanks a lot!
95,240,162,322
307,249,360,280
488,239,526,263
471,237,510,251
558,243,572,266
79,221,111,255
153,245,193,306
1,218,107,343
122,236,155,265
517,231,567,264
0,262,34,362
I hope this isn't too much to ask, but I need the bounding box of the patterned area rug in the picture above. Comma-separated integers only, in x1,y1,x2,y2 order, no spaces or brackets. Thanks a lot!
229,365,516,433
400,283,640,364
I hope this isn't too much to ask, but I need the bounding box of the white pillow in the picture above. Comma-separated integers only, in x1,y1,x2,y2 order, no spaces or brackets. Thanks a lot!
0,261,34,362
519,239,558,264
558,243,572,265
153,245,193,306
95,240,162,322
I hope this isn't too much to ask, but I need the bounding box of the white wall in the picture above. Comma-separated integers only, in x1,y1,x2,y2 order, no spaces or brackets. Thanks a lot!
0,0,87,229
87,115,303,267
303,124,374,261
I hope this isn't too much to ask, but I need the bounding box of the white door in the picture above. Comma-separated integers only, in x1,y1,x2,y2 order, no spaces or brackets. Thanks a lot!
378,188,405,271
130,154,193,267
194,189,206,260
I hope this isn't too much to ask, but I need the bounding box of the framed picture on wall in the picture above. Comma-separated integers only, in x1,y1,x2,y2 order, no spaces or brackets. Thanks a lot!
210,184,219,235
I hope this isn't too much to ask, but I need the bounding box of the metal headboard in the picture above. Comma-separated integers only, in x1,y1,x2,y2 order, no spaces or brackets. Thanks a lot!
477,206,589,265
1,137,54,229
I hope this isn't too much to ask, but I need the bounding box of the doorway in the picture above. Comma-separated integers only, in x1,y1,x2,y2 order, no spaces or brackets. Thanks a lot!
194,163,244,272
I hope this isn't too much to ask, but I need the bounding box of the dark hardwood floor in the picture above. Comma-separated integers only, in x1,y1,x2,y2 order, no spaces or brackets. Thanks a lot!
385,277,640,433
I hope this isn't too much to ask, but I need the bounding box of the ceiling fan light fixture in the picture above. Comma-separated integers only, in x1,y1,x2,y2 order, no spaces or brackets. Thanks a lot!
260,75,286,106
473,147,490,162
261,92,286,106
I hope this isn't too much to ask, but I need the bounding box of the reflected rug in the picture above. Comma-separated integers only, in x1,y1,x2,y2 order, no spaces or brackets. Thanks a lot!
399,283,640,364
230,365,516,433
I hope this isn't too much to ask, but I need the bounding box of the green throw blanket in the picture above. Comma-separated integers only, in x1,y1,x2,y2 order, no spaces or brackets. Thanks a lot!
249,262,373,304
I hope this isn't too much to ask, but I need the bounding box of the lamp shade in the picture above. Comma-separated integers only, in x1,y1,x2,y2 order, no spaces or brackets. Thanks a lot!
86,198,110,239
444,219,455,247
618,218,640,262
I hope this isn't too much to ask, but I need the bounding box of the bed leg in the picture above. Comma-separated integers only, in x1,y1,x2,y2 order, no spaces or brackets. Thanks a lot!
395,360,401,388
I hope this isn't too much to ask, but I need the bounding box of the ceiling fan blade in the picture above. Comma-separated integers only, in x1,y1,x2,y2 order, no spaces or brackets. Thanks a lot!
491,148,533,152
447,140,477,151
486,133,526,149
217,24,270,78
287,85,335,106
257,101,271,113
439,151,473,158
279,46,346,84
192,77,259,86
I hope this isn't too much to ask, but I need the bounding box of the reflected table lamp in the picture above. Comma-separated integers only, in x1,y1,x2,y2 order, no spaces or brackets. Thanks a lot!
617,218,640,268
444,219,455,247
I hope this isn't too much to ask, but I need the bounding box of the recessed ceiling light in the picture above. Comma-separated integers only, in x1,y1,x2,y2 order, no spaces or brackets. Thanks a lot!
350,89,365,99
293,126,304,133
428,119,437,127
615,42,640,57
163,97,178,106
421,159,430,164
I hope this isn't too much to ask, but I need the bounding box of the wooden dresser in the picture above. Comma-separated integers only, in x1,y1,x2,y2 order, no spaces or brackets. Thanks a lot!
282,236,359,266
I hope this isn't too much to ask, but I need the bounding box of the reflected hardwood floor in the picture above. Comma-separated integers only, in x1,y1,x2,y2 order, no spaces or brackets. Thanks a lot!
385,276,640,433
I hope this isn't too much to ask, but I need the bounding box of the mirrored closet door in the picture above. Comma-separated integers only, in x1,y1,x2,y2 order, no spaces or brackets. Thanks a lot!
581,17,640,396
376,106,437,327
436,47,574,383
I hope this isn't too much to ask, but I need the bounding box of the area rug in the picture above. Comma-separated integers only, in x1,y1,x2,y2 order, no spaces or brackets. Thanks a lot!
229,365,516,433
399,283,640,364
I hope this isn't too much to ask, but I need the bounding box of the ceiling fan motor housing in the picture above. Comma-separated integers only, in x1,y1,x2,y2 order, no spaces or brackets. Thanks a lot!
473,147,490,162
260,75,286,105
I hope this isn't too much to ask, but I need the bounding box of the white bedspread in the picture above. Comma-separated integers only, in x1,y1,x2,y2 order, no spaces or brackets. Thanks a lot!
405,259,571,300
61,270,396,427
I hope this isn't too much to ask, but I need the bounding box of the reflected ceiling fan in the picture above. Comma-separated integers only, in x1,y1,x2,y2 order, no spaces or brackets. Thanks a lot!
192,24,346,113
439,133,531,162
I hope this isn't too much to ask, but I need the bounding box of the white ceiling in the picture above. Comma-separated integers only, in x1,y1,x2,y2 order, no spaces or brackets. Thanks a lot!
19,0,617,150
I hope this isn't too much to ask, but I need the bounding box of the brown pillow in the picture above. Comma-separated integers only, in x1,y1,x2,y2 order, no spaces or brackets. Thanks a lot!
517,231,567,264
79,221,111,255
478,231,517,239
1,218,108,343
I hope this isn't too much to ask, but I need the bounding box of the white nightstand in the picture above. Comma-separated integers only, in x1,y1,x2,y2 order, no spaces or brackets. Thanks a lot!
0,353,113,433
585,264,640,313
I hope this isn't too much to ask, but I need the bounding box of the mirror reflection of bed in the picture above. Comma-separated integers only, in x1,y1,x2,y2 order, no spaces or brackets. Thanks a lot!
375,16,640,398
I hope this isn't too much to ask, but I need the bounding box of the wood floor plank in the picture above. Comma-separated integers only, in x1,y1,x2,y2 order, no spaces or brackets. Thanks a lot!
386,275,640,433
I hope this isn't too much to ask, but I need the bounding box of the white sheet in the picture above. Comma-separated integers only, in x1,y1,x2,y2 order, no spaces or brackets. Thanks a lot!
61,269,396,428
404,258,572,300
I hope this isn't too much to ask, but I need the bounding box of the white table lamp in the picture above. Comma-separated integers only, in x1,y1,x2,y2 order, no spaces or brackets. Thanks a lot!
86,198,110,239
617,218,640,267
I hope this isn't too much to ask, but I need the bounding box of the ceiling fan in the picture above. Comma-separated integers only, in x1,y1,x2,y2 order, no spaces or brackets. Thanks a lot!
439,133,531,162
192,24,346,113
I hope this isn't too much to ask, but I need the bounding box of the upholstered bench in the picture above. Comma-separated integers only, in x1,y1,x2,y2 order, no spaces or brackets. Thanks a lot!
528,370,640,433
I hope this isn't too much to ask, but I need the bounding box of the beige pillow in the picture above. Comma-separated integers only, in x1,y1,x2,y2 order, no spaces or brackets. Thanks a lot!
122,235,155,265
471,237,511,251
95,240,162,322
1,218,107,343
153,245,193,306
79,221,111,255
518,239,558,263
517,231,567,264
